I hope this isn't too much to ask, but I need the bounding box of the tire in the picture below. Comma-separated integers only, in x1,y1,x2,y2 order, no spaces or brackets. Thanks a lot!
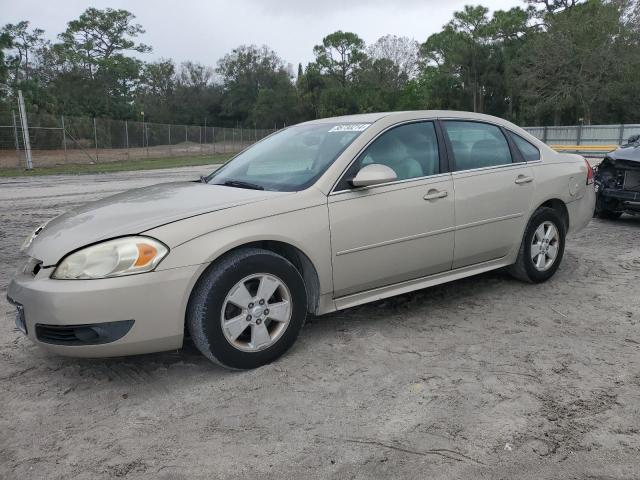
595,209,622,220
187,248,307,369
594,198,622,220
508,207,566,283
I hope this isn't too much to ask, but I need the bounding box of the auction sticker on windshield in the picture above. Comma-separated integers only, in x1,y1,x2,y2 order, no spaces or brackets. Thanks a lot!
328,123,370,133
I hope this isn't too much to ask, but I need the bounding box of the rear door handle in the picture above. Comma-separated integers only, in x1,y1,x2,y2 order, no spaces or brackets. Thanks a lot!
423,190,448,200
515,175,534,185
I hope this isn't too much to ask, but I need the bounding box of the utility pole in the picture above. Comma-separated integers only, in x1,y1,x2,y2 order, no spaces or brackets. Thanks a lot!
17,90,33,169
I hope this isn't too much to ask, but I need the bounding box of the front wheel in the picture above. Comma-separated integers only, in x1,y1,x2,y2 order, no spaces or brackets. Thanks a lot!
187,248,307,369
508,207,566,283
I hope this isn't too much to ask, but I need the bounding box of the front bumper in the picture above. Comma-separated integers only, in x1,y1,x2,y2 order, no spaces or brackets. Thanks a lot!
599,187,640,212
6,263,203,358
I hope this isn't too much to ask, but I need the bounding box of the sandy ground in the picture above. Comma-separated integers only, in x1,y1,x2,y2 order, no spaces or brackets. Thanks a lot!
1,167,639,479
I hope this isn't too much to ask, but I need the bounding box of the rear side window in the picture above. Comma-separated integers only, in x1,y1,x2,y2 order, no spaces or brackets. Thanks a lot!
509,132,541,161
442,121,512,171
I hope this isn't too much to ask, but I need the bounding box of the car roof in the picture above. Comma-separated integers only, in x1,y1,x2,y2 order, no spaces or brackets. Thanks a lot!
301,110,515,126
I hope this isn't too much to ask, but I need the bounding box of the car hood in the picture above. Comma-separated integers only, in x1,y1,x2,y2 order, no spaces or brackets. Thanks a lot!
26,181,289,265
608,144,640,163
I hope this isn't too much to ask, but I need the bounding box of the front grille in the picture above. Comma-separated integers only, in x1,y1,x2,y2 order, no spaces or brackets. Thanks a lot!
36,324,81,344
35,320,134,346
623,170,640,191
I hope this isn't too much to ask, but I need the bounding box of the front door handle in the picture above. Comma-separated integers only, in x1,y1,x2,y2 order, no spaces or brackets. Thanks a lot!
423,189,448,201
515,175,534,185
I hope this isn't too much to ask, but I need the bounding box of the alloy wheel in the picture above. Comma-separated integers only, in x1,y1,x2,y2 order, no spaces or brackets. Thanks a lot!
220,273,292,352
531,221,559,272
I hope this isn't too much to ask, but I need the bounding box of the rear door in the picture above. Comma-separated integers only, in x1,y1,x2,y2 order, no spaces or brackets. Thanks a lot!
441,120,535,269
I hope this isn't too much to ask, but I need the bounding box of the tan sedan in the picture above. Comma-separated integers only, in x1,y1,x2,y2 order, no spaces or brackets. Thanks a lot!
8,111,595,369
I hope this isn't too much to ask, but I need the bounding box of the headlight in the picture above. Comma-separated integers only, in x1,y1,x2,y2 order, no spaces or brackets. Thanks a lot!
52,236,168,280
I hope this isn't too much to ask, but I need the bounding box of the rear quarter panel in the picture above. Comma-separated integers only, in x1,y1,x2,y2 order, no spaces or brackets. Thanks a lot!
529,152,592,233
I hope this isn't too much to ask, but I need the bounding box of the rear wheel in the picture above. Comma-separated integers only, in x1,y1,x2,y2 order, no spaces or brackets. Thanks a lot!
508,207,566,283
187,248,307,369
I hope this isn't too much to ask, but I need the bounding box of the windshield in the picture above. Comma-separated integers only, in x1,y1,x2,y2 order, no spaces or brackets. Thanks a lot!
206,122,370,191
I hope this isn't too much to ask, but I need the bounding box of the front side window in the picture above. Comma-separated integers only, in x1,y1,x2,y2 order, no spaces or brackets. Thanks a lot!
336,121,440,190
509,131,541,161
206,122,369,191
443,121,513,171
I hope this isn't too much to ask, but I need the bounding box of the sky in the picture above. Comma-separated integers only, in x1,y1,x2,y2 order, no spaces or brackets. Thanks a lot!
0,0,523,68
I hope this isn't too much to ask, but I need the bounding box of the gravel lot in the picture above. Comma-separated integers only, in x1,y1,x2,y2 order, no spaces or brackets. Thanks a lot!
1,167,639,479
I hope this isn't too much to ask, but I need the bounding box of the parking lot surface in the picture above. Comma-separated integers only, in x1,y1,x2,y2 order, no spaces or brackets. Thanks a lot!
1,167,639,479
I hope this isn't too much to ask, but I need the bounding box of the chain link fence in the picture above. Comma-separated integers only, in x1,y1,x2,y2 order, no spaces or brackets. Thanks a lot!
0,111,277,169
2,110,640,170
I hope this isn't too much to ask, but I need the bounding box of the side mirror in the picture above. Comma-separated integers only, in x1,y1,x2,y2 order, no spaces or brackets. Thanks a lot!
350,164,397,188
627,134,640,144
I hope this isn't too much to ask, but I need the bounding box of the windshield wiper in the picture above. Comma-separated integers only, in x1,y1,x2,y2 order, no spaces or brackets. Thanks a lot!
219,180,264,190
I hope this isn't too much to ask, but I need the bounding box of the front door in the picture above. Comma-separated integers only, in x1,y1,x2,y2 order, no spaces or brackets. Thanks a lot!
328,121,455,298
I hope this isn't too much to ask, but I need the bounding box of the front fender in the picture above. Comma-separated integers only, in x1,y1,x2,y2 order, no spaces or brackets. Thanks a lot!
150,204,334,297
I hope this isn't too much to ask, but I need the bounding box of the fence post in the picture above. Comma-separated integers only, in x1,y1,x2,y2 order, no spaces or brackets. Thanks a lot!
168,124,172,157
145,122,149,158
240,127,243,151
125,120,130,161
185,125,188,142
61,115,68,163
212,127,215,154
223,128,226,153
11,110,21,168
93,117,98,162
17,90,33,169
542,126,548,144
618,124,625,145
576,124,582,146
199,126,202,155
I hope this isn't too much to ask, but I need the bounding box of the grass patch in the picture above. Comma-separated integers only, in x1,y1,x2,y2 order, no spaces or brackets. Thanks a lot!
0,154,233,177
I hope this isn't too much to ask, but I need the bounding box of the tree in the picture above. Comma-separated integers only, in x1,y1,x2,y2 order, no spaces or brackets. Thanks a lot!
368,34,420,85
2,21,47,83
49,8,151,117
526,0,579,13
518,0,638,124
0,30,12,99
313,31,366,87
139,59,175,98
420,5,497,113
217,44,295,126
2,1,639,127
486,7,533,121
57,8,150,78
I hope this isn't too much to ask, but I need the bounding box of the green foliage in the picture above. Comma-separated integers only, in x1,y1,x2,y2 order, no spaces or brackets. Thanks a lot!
216,44,296,126
1,1,640,127
313,31,366,87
